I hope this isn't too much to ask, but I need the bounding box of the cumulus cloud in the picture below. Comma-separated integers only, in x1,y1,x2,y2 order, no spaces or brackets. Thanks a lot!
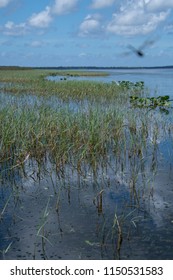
52,0,79,15
0,0,11,8
28,0,79,29
90,0,116,9
28,6,52,28
1,0,80,36
3,0,173,38
106,0,170,35
79,14,102,36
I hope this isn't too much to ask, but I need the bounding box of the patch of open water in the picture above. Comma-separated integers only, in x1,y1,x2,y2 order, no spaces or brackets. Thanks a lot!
0,138,173,260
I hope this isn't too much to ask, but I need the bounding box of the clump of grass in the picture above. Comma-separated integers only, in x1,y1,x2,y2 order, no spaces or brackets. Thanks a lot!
0,93,170,182
0,69,124,101
48,70,109,77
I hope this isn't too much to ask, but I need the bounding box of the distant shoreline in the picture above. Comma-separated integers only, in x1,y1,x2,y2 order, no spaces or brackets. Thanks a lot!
0,65,173,70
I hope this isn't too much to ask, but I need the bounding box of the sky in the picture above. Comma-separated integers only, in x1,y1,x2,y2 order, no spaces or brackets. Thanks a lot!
0,0,173,67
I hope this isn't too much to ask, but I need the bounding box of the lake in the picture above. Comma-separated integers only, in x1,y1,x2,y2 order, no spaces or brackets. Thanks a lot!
0,68,173,260
48,68,173,98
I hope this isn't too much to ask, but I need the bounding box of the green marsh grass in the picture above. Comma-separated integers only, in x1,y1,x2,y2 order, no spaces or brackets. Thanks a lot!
0,68,172,184
1,69,173,260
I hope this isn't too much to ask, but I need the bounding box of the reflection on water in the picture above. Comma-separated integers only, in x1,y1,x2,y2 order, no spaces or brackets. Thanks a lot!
0,137,173,260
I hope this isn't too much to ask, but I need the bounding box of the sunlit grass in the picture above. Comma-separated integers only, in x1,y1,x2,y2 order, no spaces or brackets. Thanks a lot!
0,69,111,99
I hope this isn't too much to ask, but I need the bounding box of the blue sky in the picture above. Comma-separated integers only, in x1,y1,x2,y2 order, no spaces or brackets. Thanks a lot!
0,0,173,67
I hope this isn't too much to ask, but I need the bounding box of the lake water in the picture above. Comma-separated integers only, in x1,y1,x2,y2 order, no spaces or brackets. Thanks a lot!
0,68,173,260
48,68,173,98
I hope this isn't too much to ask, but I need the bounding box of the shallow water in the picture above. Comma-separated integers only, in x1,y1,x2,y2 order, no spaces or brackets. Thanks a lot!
0,144,173,260
0,69,173,260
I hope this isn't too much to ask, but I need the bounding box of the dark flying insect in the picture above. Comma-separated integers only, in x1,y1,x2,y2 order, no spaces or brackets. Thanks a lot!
125,39,156,57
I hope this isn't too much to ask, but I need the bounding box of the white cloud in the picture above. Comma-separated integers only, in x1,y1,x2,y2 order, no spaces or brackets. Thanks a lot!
1,0,80,36
106,0,170,35
91,0,116,9
164,24,173,34
146,0,173,12
0,0,79,36
4,21,28,36
79,14,102,36
52,0,79,15
27,1,79,29
79,52,87,57
28,6,52,28
30,41,44,47
0,0,11,8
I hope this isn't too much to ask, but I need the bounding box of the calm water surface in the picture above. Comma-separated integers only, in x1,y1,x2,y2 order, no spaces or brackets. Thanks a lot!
108,68,173,98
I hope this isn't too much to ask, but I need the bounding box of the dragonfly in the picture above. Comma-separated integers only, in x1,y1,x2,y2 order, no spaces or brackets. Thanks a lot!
125,38,156,57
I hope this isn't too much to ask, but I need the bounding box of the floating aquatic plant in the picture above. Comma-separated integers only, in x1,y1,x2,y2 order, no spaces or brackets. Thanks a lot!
130,95,172,114
118,80,144,90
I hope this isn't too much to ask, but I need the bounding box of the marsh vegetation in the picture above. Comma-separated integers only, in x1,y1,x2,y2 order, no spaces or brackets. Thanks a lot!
0,69,173,259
